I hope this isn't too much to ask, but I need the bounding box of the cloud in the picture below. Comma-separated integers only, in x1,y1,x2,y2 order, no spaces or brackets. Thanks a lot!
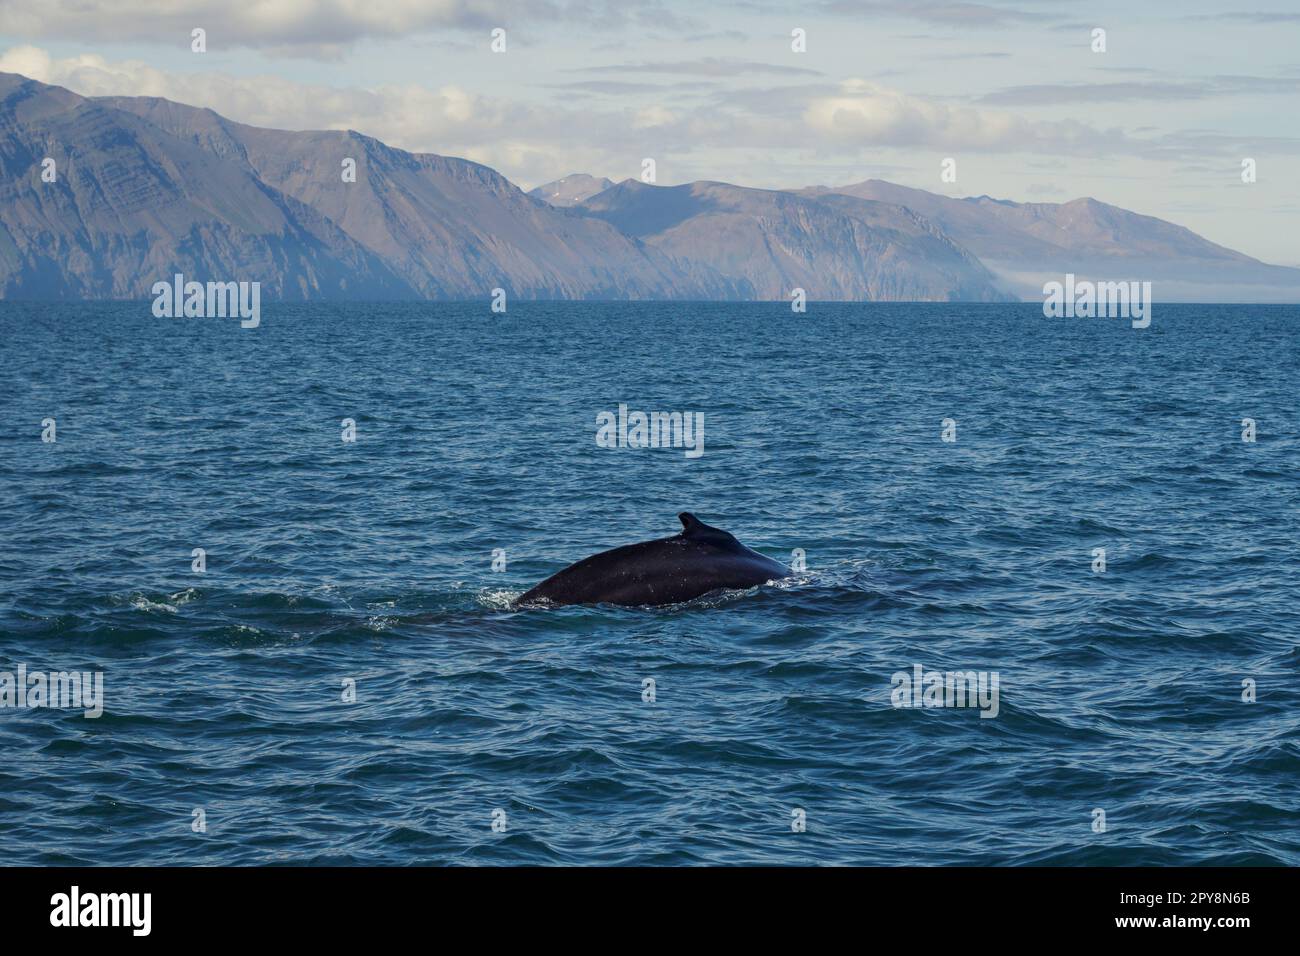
981,76,1300,106
0,45,53,82
684,30,749,43
9,41,1274,199
1188,11,1300,23
574,58,823,78
2,44,1152,163
0,44,518,145
0,0,692,58
814,1,1053,28
0,43,748,186
633,105,676,128
803,80,1130,154
981,82,1208,106
926,51,1011,61
549,80,687,95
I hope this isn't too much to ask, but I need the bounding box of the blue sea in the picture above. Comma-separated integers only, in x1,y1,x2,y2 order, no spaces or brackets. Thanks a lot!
1,301,1297,866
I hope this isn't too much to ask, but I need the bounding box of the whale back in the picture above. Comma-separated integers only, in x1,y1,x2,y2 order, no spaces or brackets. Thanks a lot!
516,513,788,607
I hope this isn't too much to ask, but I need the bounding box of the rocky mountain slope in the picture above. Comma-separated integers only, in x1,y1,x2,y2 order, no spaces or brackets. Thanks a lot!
101,95,737,300
580,179,1010,301
0,73,407,300
4,71,1295,303
803,180,1300,301
529,174,615,208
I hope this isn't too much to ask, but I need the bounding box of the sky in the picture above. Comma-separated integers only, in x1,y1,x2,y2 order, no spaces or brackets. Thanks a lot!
1,0,1298,264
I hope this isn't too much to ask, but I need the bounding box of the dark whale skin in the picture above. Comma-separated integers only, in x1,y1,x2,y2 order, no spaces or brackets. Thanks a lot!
516,513,789,608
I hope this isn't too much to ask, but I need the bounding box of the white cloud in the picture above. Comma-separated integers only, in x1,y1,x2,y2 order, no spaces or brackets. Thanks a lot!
0,44,511,142
0,0,689,58
0,44,649,186
0,45,51,81
0,45,1189,193
804,79,1127,154
633,105,675,128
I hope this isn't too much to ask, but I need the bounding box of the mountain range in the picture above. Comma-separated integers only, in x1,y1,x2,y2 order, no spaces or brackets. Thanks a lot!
2,71,1296,303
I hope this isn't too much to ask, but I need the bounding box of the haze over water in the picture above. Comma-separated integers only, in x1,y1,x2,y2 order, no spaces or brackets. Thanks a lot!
1,301,1297,865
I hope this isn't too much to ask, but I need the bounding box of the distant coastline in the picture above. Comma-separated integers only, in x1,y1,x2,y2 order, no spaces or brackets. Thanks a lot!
3,71,1299,305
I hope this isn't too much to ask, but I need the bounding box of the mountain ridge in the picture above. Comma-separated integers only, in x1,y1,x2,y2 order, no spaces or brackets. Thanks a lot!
0,73,411,300
95,97,744,300
579,178,1009,301
799,179,1298,301
528,174,616,207
3,72,1296,303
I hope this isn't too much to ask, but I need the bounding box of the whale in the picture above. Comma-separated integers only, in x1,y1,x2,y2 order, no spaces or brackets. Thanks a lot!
516,513,790,608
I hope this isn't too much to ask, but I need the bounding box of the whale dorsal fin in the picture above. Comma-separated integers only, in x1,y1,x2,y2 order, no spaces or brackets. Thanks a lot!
678,512,730,542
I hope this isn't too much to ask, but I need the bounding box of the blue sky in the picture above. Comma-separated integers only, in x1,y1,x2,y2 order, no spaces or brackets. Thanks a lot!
2,0,1297,263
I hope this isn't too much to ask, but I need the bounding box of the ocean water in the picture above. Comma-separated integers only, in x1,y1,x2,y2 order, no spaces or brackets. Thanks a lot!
1,300,1297,866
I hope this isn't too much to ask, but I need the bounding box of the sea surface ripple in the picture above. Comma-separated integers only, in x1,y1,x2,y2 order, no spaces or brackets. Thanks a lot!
1,301,1297,865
